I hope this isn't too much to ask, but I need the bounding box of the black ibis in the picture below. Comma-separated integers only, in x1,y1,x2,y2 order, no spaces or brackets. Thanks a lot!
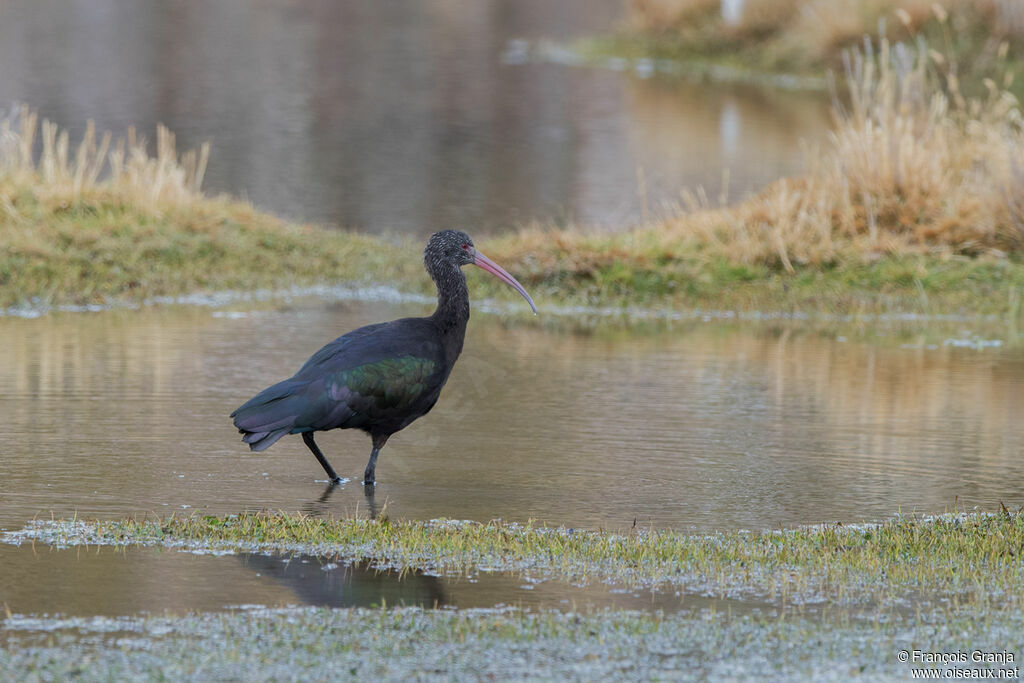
231,229,537,485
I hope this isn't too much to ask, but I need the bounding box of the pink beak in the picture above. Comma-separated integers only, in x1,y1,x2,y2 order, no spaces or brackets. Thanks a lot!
471,248,538,314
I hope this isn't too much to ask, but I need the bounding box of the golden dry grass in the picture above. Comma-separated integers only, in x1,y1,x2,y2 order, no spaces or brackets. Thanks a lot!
0,107,400,308
3,36,1024,317
627,0,1024,72
629,0,1024,42
490,35,1024,281
1,105,209,210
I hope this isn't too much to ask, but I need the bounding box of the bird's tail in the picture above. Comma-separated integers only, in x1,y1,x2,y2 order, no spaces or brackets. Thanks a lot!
239,427,291,452
231,379,307,452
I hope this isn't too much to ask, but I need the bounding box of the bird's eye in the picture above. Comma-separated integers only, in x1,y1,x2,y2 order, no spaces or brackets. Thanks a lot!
461,243,469,250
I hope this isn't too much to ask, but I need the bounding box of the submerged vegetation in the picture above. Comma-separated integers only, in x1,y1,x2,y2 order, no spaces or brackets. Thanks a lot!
9,510,1024,610
6,510,1024,678
6,511,1024,677
4,603,1022,681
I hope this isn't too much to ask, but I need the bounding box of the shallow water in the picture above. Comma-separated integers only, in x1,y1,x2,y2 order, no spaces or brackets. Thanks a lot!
1,300,1022,536
0,543,718,622
2,299,1023,619
0,0,830,234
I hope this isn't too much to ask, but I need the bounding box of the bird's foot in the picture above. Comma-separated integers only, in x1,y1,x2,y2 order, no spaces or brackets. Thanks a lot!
362,466,375,487
329,476,342,486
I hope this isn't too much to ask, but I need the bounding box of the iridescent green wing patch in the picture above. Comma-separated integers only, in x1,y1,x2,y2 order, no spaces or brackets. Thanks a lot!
332,356,436,413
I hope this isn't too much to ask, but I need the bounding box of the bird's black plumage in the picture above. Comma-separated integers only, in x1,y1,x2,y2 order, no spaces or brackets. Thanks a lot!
231,229,536,485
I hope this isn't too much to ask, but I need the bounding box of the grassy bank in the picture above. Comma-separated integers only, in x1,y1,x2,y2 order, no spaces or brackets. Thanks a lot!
619,0,1024,93
494,31,1024,320
0,109,422,310
4,38,1024,323
8,511,1024,610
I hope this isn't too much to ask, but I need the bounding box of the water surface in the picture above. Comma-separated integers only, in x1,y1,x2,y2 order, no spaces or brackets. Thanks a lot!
0,543,706,623
1,301,1021,534
0,0,830,234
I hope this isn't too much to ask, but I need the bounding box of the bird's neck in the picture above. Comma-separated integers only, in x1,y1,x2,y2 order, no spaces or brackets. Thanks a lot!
429,264,470,336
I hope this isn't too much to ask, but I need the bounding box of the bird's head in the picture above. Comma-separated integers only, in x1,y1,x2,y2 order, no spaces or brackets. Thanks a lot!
425,229,537,314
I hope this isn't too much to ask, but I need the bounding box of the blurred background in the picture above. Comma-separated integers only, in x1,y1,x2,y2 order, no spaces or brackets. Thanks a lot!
0,0,829,235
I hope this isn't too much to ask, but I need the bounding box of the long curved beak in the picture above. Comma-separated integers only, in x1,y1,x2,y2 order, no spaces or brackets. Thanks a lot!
471,248,538,315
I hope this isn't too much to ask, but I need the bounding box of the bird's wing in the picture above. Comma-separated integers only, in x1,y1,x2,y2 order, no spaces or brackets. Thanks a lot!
288,354,438,433
295,322,389,377
334,356,437,413
233,318,445,442
290,319,446,430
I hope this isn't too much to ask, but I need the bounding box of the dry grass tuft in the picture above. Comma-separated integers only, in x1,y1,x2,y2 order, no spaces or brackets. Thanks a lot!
628,0,721,32
3,58,1023,315
826,39,1024,256
0,107,402,309
491,34,1024,281
627,0,1024,73
0,105,209,210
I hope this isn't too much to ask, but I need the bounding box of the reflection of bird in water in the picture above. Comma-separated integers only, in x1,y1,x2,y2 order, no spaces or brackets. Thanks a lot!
300,482,381,520
238,553,447,609
299,483,340,517
231,230,536,487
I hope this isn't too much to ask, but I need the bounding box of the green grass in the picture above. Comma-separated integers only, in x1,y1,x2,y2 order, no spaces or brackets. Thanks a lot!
7,511,1024,679
484,237,1024,320
572,34,829,89
10,511,1024,610
0,110,432,311
4,105,1024,323
7,174,1024,320
0,186,426,309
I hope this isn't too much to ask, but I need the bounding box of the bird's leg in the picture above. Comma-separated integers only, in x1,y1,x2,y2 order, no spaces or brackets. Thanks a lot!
362,434,389,486
362,447,380,486
302,432,341,485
